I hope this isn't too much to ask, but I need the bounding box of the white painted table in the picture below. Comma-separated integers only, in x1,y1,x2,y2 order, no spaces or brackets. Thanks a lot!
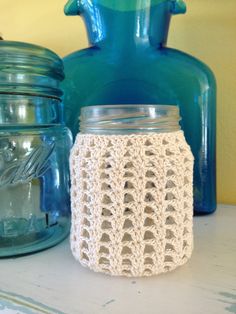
0,204,235,314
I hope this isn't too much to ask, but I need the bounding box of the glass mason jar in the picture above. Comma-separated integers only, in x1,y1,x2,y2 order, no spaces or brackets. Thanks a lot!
70,105,194,277
0,41,72,257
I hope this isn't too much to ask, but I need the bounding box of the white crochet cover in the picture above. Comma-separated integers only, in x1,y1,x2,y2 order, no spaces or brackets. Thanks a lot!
70,131,194,277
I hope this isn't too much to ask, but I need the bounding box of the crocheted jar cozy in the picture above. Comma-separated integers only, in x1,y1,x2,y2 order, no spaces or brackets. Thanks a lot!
70,131,194,277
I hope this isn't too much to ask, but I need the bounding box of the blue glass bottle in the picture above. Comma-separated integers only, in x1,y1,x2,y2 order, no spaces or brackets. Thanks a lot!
62,0,217,215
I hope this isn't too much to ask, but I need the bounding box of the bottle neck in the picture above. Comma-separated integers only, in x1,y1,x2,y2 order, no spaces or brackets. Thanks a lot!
80,105,181,135
81,1,172,48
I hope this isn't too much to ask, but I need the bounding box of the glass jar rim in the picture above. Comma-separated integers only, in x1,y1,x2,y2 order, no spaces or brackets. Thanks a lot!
81,104,178,110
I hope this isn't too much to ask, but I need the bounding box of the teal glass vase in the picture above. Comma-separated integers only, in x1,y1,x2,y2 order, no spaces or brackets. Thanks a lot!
62,0,217,215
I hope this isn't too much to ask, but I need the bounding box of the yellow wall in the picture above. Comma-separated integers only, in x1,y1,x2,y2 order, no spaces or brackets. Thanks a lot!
1,0,236,204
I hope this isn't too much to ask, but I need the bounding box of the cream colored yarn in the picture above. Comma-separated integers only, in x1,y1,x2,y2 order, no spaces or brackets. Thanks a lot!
70,131,194,277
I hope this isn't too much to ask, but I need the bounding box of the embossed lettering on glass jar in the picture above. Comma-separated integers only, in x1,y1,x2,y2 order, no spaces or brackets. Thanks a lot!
0,127,71,246
0,41,72,257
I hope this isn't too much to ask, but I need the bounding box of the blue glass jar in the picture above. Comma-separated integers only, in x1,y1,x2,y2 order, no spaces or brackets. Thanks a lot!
62,0,216,215
0,41,72,257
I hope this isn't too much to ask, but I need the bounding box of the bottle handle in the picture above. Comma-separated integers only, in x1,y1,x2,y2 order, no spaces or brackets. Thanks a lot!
64,0,80,16
171,0,187,15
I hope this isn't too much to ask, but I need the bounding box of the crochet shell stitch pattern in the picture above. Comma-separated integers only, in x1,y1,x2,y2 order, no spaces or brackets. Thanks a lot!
70,131,194,277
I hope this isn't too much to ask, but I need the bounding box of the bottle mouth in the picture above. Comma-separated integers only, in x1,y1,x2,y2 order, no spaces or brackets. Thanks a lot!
65,0,186,14
80,105,181,134
65,0,167,14
97,0,167,11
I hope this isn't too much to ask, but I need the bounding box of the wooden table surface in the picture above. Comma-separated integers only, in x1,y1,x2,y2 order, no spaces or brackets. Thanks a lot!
0,204,235,314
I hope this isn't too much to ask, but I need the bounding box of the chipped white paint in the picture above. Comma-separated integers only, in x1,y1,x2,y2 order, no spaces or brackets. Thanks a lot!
0,204,235,314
